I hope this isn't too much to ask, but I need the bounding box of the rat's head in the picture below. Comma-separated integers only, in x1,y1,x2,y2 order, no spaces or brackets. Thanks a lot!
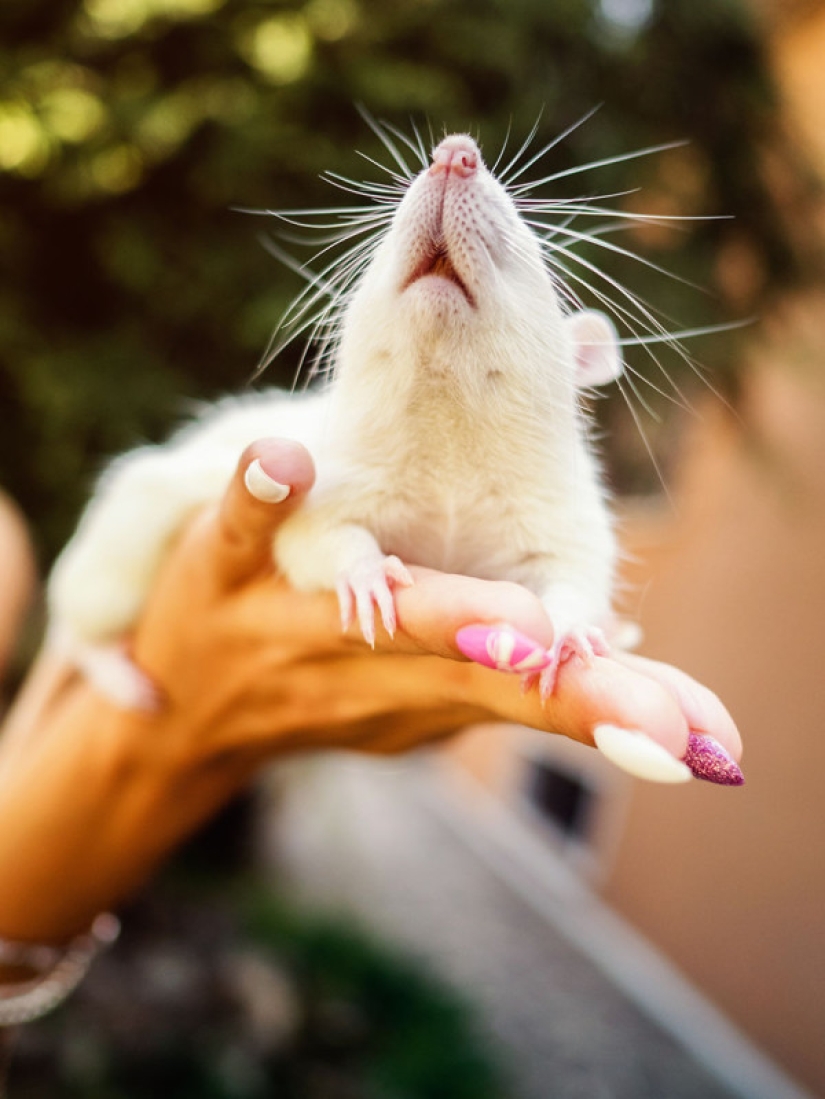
338,134,622,395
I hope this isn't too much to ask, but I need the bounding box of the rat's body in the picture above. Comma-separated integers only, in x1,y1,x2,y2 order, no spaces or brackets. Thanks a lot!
48,134,622,705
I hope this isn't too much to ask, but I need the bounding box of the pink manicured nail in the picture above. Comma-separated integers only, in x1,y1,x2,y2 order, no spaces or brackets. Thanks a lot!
683,732,745,786
456,624,551,673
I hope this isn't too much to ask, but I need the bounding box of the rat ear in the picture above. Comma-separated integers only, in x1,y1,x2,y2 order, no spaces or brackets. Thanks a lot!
566,310,623,389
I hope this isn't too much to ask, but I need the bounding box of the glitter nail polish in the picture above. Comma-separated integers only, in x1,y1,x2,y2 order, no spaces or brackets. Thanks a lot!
683,732,745,786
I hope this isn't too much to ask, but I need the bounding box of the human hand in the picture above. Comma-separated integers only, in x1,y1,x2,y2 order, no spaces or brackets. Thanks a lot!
130,438,742,785
0,436,742,945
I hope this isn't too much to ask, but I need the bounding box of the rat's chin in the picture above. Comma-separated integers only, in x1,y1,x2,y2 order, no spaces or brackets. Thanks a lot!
399,280,474,333
402,273,476,317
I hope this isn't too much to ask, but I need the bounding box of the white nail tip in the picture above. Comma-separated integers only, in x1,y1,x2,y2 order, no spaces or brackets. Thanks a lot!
593,725,692,784
244,459,291,503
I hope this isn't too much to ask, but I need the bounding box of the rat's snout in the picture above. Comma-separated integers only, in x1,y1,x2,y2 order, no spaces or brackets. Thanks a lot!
430,135,479,179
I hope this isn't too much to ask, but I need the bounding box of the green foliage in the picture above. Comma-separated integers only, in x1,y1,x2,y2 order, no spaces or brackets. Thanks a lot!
0,0,815,555
241,895,503,1098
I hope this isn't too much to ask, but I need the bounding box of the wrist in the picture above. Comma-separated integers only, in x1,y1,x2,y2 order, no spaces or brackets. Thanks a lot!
0,679,246,945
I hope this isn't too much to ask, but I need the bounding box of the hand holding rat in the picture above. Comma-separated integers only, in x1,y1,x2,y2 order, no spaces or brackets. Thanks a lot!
0,438,741,953
128,438,741,770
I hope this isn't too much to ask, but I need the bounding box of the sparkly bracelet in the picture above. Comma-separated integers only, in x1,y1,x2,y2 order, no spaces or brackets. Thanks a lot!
0,913,120,1027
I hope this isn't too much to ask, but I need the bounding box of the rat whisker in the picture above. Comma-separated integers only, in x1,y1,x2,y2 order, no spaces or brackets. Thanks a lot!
536,220,707,293
509,140,689,195
502,105,603,188
495,112,545,186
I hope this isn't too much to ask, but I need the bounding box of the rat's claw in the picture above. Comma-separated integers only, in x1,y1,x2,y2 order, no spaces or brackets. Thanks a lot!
372,579,397,639
384,555,414,589
356,586,377,647
538,660,560,703
538,625,609,702
336,554,414,646
591,627,609,657
335,578,355,633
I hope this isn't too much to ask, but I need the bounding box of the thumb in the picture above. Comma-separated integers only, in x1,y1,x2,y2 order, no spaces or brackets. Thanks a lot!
212,438,315,588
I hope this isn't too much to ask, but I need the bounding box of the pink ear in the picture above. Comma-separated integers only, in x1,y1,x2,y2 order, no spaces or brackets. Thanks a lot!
566,311,622,389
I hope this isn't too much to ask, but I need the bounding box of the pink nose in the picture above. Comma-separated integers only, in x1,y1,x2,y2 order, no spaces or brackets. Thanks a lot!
431,135,479,179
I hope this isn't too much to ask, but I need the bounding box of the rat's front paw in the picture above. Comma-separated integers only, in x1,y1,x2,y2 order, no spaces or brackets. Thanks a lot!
335,555,414,646
63,638,162,711
536,624,609,700
48,623,160,710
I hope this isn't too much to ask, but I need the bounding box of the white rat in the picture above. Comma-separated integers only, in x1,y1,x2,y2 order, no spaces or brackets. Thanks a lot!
47,132,623,707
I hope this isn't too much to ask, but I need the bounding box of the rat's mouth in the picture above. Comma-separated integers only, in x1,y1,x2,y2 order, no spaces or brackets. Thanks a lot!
403,246,475,307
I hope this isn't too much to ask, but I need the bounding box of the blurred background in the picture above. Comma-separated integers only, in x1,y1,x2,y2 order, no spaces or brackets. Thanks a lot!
2,0,825,1096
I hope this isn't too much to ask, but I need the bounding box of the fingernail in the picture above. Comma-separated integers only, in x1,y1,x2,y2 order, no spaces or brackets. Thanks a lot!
593,724,693,784
456,624,551,673
244,458,291,503
683,732,744,786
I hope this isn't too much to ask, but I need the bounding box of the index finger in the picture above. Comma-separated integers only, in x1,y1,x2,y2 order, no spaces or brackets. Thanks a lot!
389,567,557,656
381,571,738,772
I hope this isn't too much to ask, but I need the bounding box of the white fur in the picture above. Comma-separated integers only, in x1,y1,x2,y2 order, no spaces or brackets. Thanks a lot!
47,134,622,703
